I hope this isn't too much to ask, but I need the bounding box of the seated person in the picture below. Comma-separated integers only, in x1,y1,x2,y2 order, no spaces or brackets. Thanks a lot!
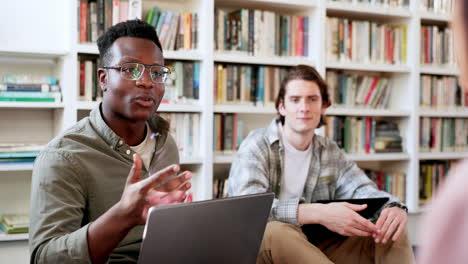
29,20,192,264
228,65,414,264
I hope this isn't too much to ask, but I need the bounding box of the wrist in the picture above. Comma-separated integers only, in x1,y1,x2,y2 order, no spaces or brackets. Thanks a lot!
111,202,138,231
298,203,325,225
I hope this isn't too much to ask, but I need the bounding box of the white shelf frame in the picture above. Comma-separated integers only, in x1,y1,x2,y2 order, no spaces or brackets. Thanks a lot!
214,52,315,66
326,107,410,117
326,61,411,73
0,163,34,172
326,1,411,18
0,102,65,109
419,152,468,160
0,233,28,242
419,109,468,118
214,104,276,114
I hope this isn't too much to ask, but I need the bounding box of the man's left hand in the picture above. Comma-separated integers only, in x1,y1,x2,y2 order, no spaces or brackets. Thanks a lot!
373,207,407,244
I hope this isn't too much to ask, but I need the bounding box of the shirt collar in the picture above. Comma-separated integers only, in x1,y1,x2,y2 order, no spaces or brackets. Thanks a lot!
89,103,168,150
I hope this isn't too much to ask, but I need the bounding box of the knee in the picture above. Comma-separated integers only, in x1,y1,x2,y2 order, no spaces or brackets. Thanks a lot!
263,221,306,245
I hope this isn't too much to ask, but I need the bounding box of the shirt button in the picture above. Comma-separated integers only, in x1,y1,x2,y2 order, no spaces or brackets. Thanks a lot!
119,140,123,145
126,150,131,155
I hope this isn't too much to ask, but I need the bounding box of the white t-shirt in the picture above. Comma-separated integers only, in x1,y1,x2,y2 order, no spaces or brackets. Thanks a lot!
278,125,313,200
130,123,156,171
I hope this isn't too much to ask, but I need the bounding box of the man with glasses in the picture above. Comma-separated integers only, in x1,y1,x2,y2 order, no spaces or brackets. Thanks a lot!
29,20,192,264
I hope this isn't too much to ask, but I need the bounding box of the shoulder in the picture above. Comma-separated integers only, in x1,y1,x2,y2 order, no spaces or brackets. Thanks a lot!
238,127,271,152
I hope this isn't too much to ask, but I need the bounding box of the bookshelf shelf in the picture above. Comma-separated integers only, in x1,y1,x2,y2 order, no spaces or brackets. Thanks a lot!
0,50,67,59
214,104,276,114
326,107,410,117
326,2,411,18
164,50,203,61
214,154,235,164
419,152,468,160
419,11,451,22
214,52,314,67
419,109,468,118
76,101,202,113
76,43,98,55
180,156,204,165
419,65,459,75
0,232,28,242
214,153,410,163
216,0,317,8
0,163,34,172
326,61,410,73
345,153,410,161
0,102,65,109
76,44,203,61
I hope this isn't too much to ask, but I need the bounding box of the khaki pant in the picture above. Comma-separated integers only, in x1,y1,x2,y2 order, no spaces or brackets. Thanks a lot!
257,221,415,264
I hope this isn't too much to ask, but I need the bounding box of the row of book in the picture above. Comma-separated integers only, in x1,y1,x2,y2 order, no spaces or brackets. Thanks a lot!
213,114,244,153
0,75,61,102
0,214,29,234
419,117,468,152
0,144,43,165
79,56,102,102
330,0,409,7
326,17,407,64
365,169,406,202
213,178,229,199
420,75,466,109
163,61,200,104
78,0,140,43
326,71,391,109
325,117,403,154
159,113,200,158
419,160,456,203
420,0,453,13
421,25,454,66
215,8,309,57
144,8,198,51
214,64,288,106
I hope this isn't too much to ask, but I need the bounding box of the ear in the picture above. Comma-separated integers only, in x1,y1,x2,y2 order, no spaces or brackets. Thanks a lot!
320,103,328,115
278,100,287,117
97,68,108,92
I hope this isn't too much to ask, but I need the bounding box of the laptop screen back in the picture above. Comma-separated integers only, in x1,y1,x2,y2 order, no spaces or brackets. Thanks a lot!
138,192,274,264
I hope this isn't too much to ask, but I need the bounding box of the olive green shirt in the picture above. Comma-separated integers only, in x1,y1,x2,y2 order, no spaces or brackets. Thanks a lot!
29,105,179,263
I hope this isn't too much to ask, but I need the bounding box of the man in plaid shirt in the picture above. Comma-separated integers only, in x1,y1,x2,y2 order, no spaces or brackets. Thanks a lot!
228,65,414,263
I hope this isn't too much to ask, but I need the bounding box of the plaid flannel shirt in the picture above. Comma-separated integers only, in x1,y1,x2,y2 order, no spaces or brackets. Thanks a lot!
228,118,400,226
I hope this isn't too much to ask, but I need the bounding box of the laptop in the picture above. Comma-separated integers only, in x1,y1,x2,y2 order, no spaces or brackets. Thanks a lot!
138,192,274,264
302,197,389,243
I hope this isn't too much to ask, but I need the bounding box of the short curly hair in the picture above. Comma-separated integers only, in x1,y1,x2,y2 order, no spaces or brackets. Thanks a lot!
97,19,162,67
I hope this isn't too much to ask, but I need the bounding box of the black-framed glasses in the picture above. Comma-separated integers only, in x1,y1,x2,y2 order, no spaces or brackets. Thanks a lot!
103,62,171,83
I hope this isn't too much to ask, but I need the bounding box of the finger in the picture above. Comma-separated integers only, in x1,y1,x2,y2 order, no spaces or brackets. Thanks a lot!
126,154,142,185
376,209,389,231
347,226,373,237
376,215,394,243
185,192,193,203
156,171,193,192
392,218,406,241
345,203,368,212
382,218,400,244
140,164,180,192
152,191,187,205
353,215,377,233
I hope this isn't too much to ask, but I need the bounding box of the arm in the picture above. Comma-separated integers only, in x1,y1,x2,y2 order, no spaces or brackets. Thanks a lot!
29,150,92,264
87,154,192,263
30,151,191,264
227,134,302,226
333,147,407,242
